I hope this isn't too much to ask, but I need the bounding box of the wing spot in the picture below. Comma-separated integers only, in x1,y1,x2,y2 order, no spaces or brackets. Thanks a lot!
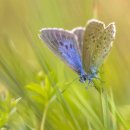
59,41,64,46
97,28,101,31
85,38,88,41
104,37,106,40
93,39,96,42
65,45,68,49
104,49,107,52
92,36,95,39
70,44,72,49
88,33,93,37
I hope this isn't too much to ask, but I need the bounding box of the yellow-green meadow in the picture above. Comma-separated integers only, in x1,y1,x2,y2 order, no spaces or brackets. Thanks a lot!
0,0,130,130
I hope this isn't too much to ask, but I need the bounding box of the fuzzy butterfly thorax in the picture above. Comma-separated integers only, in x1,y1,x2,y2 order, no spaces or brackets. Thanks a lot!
39,19,116,84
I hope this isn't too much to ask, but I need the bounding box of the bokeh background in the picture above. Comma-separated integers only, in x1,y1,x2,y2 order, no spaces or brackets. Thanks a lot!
0,0,130,130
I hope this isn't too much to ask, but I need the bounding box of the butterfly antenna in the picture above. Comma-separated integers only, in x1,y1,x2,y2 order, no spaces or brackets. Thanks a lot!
61,77,78,93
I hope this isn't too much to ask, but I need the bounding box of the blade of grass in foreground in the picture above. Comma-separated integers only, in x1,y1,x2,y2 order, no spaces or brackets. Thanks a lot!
24,26,83,130
71,89,105,130
101,90,110,129
108,90,130,130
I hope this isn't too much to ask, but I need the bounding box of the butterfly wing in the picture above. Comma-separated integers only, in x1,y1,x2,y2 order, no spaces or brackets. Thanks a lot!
39,28,83,74
71,27,85,56
92,23,116,69
82,19,116,73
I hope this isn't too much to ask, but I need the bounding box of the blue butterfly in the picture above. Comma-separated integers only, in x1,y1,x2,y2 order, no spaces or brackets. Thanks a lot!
39,19,116,83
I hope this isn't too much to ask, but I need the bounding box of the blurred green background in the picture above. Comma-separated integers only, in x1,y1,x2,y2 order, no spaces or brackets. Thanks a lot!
0,0,130,130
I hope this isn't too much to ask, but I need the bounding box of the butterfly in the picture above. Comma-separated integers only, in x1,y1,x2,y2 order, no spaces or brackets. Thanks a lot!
39,19,116,83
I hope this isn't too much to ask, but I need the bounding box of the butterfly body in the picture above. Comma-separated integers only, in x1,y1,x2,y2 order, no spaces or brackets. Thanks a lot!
39,19,116,84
